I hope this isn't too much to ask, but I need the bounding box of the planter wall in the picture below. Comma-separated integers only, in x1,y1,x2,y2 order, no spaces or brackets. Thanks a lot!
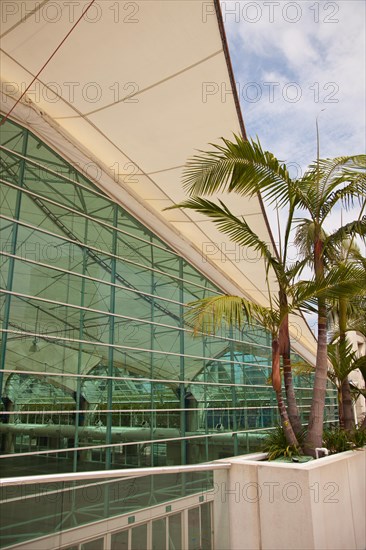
213,449,365,550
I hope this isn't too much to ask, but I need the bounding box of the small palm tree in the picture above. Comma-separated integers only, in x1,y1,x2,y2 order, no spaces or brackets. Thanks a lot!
326,242,366,429
293,158,366,451
327,340,366,428
168,135,366,456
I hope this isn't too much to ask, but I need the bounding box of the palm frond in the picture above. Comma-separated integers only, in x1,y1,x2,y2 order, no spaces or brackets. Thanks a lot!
328,341,358,382
184,295,278,336
306,155,366,195
326,216,366,247
182,136,296,208
291,263,366,312
296,156,366,219
165,196,282,279
321,181,366,218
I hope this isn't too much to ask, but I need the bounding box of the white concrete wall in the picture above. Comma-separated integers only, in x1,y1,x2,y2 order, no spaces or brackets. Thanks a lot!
212,450,366,550
347,331,366,424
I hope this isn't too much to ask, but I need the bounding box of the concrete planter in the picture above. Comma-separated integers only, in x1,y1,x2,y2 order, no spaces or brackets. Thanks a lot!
213,448,366,550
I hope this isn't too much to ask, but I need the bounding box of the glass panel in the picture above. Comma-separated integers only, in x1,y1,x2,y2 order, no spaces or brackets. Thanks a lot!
201,503,212,550
0,118,339,547
152,518,166,550
110,530,128,549
0,124,25,154
131,524,147,550
188,507,200,550
81,538,104,550
0,183,18,217
168,513,182,550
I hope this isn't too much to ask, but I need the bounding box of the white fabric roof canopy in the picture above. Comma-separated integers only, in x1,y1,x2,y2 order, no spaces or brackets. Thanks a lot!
0,0,317,364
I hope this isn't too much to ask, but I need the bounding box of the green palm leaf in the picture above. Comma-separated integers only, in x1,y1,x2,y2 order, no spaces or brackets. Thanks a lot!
182,136,295,208
165,196,283,279
184,295,278,336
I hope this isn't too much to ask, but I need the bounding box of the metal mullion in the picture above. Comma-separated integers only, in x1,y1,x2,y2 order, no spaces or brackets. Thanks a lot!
146,518,152,550
229,327,238,456
74,174,88,213
0,427,285,461
0,330,272,371
0,207,221,296
1,404,287,417
0,127,28,395
25,164,82,210
0,145,115,200
0,129,25,148
2,363,284,390
182,508,189,550
0,271,272,349
179,257,187,476
106,204,118,469
0,156,21,177
150,236,155,469
199,505,203,550
165,515,169,550
0,174,185,261
203,338,209,462
73,220,89,473
9,292,96,338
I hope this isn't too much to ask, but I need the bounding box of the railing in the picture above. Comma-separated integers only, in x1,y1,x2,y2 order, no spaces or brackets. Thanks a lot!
0,462,230,488
0,462,230,549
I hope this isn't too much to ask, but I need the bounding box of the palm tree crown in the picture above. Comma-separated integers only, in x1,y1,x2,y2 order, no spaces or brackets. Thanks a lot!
167,134,366,455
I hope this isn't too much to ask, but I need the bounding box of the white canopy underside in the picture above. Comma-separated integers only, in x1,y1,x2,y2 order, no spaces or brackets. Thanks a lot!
0,0,317,366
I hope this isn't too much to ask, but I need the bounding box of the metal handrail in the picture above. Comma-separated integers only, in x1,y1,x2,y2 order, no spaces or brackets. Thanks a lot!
0,462,231,487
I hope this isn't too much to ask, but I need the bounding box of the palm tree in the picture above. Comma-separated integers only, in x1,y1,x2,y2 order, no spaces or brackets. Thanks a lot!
185,294,301,447
167,183,304,436
168,135,366,455
185,261,364,448
293,161,366,452
343,270,366,429
326,242,366,429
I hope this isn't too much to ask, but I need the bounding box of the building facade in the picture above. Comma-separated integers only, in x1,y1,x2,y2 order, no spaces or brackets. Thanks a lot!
0,118,338,478
0,1,339,548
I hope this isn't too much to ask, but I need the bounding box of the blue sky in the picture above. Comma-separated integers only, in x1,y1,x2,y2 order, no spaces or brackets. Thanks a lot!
222,0,365,241
223,0,365,169
222,1,365,333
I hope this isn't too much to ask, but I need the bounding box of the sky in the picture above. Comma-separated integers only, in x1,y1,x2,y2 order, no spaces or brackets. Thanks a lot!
223,0,365,169
222,1,366,333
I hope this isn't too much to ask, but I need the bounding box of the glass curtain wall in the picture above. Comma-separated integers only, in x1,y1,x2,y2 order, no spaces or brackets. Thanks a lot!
0,118,338,476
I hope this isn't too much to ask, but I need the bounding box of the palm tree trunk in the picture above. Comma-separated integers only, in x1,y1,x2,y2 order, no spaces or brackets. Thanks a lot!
283,354,303,434
339,297,355,430
337,387,344,428
341,378,355,430
279,290,302,435
275,390,300,447
272,338,300,447
305,237,328,456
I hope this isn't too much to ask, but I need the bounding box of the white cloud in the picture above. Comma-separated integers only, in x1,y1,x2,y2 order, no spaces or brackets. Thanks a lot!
223,0,366,166
222,0,366,249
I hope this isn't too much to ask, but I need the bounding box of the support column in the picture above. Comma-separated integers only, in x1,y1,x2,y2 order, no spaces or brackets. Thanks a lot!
0,128,28,396
179,258,186,466
106,204,118,469
73,220,88,472
229,327,238,455
0,397,15,453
